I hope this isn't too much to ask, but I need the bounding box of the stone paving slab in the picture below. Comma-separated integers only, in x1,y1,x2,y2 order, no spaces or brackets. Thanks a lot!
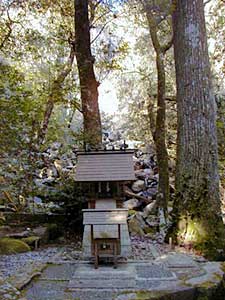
23,259,225,300
148,244,160,259
186,262,224,286
135,264,176,280
156,252,199,268
40,263,76,281
68,262,177,290
69,278,136,289
71,289,117,300
24,280,68,300
114,287,196,300
71,263,135,279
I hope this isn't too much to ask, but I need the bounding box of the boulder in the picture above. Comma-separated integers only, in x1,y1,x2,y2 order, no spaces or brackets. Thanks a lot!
132,180,145,192
6,230,30,239
33,196,42,205
143,200,157,217
0,226,11,238
134,170,146,180
123,199,139,210
21,236,40,249
154,173,159,180
143,226,158,236
168,159,176,172
128,218,145,236
0,238,30,254
54,158,74,172
54,159,63,172
51,142,62,151
135,212,147,229
32,226,48,243
145,214,159,227
40,177,55,185
146,187,158,197
46,166,58,178
143,168,154,176
128,211,148,236
127,209,137,219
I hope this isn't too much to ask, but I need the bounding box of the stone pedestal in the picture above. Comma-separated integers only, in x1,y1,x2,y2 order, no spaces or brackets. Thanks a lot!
82,199,131,258
82,223,131,257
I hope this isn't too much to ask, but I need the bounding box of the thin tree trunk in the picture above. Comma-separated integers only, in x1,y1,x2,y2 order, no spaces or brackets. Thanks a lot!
145,12,172,217
38,44,75,145
155,50,169,217
172,0,225,259
147,95,156,138
74,0,102,148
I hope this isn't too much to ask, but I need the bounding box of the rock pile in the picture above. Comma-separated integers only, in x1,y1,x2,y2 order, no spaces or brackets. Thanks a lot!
26,142,77,213
34,144,169,241
2,140,173,243
123,152,167,240
34,142,76,188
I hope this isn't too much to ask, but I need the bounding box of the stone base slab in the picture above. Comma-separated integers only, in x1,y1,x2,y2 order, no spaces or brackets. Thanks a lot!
68,263,136,289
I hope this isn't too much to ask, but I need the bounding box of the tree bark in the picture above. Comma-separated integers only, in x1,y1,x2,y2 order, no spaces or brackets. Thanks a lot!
74,0,102,148
38,44,75,145
172,0,225,259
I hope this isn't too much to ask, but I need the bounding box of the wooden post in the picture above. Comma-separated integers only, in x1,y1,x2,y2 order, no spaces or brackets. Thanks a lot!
91,224,94,255
169,237,173,250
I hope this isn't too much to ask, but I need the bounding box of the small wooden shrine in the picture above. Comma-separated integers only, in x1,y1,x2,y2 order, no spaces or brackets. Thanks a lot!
75,150,135,267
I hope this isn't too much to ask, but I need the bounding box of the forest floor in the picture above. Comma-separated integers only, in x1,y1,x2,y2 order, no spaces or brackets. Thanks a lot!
1,236,225,300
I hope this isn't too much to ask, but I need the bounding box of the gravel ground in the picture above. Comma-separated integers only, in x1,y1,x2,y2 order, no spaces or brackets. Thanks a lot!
0,247,61,279
0,236,205,300
129,234,170,260
0,245,81,300
0,236,171,281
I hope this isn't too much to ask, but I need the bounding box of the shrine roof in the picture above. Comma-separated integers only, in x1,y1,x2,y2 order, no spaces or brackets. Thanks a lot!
75,150,136,182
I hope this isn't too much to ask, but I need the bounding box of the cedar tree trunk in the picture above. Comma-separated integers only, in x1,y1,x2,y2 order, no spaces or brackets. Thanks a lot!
74,0,102,148
172,0,225,259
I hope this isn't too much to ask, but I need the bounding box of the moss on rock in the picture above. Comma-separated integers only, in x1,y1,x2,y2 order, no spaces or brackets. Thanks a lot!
21,236,40,244
0,238,30,254
118,289,196,300
21,236,40,249
128,210,137,216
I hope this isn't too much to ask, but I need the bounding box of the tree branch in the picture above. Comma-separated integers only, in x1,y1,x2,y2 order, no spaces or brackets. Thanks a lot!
38,43,76,144
0,1,26,50
91,18,113,44
90,9,111,28
124,187,153,204
204,0,213,6
162,35,173,54
149,93,176,102
0,7,13,50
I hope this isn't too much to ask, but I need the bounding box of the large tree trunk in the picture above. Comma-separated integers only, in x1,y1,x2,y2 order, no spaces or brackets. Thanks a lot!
74,0,102,148
172,0,225,259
